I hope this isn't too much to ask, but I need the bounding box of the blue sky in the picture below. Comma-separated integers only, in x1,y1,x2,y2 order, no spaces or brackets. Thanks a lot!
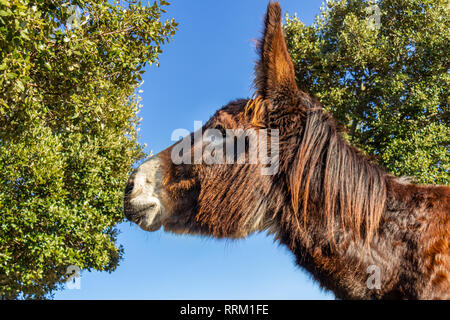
54,0,334,300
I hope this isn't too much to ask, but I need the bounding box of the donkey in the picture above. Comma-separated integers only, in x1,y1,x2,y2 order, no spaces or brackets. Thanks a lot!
123,2,449,299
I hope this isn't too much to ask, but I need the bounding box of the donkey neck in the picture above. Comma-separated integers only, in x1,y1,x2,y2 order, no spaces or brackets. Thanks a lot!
270,105,418,299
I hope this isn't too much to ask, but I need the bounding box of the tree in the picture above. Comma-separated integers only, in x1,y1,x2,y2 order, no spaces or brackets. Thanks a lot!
284,0,449,185
0,0,177,299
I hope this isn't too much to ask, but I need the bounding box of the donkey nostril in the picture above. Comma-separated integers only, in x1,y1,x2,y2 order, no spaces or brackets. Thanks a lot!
124,181,134,196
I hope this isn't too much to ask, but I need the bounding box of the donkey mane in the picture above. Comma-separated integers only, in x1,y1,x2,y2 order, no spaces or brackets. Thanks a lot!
292,106,387,244
244,2,390,246
245,94,388,246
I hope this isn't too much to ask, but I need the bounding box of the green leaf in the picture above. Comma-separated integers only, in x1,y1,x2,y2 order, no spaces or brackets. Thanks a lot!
6,72,17,79
16,80,24,91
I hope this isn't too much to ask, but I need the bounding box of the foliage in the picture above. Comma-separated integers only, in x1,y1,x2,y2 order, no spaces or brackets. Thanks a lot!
284,0,449,184
0,0,177,299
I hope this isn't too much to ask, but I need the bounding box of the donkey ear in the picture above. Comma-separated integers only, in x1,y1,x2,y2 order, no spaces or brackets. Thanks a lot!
254,2,298,101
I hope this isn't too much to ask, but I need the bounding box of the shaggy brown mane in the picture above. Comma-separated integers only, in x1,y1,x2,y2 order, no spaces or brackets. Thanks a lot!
291,105,387,245
245,93,388,246
249,1,388,246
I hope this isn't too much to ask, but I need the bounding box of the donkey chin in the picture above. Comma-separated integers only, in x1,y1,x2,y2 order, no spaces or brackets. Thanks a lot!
123,155,166,232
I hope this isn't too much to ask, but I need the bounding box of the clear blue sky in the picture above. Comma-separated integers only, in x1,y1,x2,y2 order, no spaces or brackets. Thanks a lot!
54,0,334,300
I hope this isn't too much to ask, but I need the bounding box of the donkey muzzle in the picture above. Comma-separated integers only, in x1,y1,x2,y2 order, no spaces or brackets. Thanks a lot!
123,155,165,231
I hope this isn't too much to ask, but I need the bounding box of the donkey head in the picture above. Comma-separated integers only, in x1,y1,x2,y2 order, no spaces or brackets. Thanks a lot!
123,2,308,238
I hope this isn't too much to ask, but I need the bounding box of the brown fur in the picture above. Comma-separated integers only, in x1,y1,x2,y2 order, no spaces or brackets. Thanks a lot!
126,2,450,299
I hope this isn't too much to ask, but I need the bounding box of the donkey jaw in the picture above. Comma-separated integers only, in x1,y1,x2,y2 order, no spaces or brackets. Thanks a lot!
135,202,164,232
124,154,167,232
